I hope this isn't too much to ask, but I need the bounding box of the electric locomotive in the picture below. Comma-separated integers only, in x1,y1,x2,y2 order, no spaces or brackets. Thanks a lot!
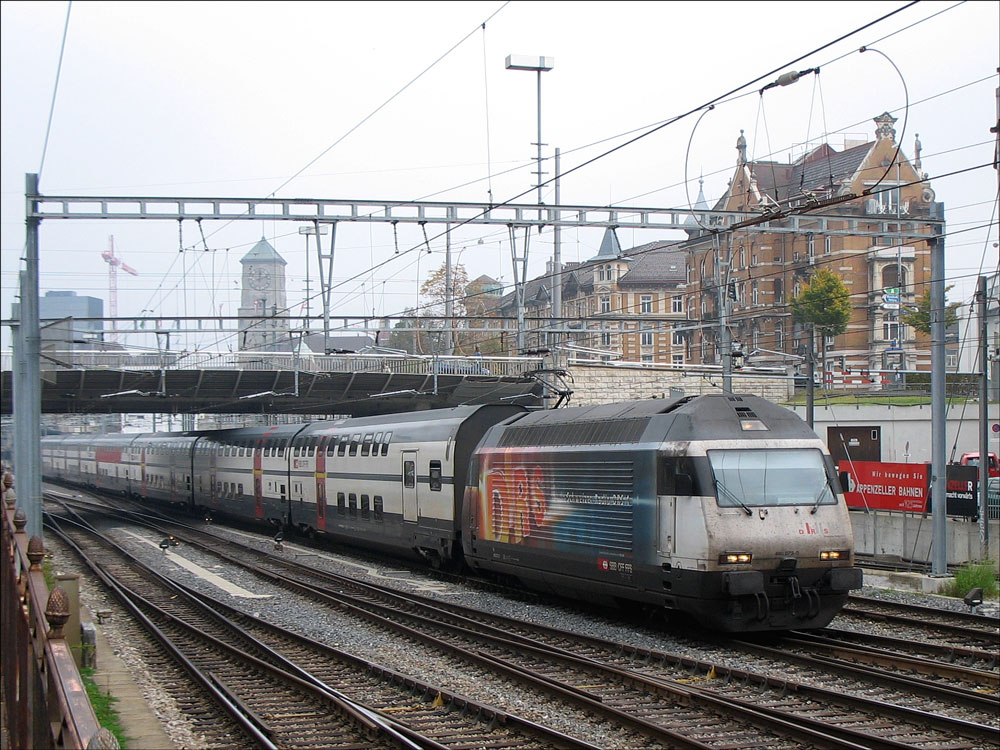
461,394,862,631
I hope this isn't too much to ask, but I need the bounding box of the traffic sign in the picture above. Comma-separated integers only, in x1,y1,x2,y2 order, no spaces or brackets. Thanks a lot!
883,294,900,303
881,302,900,310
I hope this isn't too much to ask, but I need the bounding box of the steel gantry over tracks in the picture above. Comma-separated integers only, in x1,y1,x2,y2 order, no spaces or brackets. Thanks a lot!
11,176,946,540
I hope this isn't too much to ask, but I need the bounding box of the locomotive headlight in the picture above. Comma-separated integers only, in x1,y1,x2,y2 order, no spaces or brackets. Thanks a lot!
819,549,849,561
720,552,752,564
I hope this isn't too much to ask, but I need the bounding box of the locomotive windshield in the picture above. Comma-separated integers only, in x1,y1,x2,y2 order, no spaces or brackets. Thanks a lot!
708,449,836,508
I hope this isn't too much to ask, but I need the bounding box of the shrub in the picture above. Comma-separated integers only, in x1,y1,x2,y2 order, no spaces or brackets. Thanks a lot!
80,667,129,749
942,561,998,599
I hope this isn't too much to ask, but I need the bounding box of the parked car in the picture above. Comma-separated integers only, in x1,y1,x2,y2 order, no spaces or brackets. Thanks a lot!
958,452,1000,478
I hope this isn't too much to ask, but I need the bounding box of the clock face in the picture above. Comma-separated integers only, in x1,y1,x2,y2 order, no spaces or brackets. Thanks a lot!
247,265,272,290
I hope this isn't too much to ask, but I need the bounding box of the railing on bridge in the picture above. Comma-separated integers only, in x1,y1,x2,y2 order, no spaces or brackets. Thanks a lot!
1,475,116,749
3,350,543,378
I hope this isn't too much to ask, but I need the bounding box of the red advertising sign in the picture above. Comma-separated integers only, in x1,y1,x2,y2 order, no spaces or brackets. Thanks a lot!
838,461,929,512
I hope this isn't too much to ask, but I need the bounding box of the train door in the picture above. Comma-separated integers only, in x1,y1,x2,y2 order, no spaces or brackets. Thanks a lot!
253,446,263,518
657,496,675,556
140,447,147,499
315,440,327,531
401,451,418,522
209,445,217,505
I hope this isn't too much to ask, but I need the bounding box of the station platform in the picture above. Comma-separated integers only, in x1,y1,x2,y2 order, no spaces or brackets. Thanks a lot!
861,568,953,595
82,603,175,749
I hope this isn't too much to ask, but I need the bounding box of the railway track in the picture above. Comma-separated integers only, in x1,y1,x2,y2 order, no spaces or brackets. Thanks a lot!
45,506,601,750
48,495,1000,749
840,595,1000,651
49,498,867,748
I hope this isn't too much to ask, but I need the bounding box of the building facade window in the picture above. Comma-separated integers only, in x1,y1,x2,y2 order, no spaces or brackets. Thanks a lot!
640,324,653,347
600,296,611,313
672,353,684,365
640,295,653,314
671,295,683,313
881,264,907,290
882,318,900,343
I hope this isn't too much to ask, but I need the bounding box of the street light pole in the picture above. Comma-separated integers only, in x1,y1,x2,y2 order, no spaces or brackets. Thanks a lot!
505,54,554,223
506,55,554,354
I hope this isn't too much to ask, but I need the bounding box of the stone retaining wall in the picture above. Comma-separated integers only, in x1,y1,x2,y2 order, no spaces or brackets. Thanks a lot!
564,362,794,405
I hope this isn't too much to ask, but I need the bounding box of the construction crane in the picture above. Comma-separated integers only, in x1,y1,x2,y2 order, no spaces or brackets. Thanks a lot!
101,235,138,342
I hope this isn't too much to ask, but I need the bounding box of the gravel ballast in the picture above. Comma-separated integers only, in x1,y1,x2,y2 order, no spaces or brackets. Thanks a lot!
46,518,1000,749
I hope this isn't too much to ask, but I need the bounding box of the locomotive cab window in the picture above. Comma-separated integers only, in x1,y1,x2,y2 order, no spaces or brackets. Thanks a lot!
657,456,700,496
708,449,836,508
428,461,442,491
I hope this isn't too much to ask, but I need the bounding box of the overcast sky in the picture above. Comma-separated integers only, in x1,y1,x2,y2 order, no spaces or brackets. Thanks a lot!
2,0,997,353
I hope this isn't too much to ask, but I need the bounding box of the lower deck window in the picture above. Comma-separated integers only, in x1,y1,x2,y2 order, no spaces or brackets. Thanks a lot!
373,495,383,521
429,460,442,491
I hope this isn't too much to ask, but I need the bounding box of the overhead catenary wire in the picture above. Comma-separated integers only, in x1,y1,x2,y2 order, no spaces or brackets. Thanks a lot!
201,1,512,244
291,0,925,306
37,1,72,182
29,0,992,370
170,172,997,370
267,0,931,338
72,6,988,332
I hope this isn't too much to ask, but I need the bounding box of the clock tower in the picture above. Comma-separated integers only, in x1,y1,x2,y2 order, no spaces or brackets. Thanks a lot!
238,236,290,351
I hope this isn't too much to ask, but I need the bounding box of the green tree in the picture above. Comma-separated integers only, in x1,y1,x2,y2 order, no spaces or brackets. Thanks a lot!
383,308,417,354
791,268,851,386
419,261,470,354
420,261,469,319
460,276,505,355
900,286,960,335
